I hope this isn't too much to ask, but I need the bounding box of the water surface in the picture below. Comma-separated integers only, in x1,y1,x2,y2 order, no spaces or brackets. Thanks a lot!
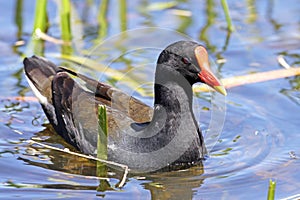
0,0,300,199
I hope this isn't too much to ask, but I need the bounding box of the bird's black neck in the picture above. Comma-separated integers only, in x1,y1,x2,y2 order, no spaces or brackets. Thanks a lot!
153,65,194,112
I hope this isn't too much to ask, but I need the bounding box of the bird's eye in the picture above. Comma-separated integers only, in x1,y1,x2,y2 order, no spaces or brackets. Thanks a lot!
182,57,190,64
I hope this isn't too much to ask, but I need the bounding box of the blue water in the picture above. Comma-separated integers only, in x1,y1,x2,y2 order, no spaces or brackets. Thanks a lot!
0,0,300,199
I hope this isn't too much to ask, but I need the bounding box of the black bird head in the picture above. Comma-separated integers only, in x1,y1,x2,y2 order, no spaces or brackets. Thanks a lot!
157,41,227,95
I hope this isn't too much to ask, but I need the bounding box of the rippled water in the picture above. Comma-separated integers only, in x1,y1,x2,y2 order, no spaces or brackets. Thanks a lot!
1,0,300,199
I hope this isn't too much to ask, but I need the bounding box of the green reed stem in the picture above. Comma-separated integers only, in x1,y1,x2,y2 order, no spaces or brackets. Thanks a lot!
199,0,217,52
267,179,276,200
33,0,48,33
96,105,108,186
221,0,234,32
60,0,72,42
59,0,72,55
15,0,23,39
119,0,127,31
246,0,257,23
97,105,108,161
32,0,47,55
98,0,109,39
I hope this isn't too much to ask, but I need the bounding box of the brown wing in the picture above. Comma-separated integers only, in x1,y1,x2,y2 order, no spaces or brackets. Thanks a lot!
59,66,153,123
51,71,149,155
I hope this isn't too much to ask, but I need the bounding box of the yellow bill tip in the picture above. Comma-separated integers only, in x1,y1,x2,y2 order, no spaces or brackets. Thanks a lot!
213,85,227,96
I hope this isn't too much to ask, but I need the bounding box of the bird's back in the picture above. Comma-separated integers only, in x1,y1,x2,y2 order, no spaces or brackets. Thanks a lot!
23,56,153,154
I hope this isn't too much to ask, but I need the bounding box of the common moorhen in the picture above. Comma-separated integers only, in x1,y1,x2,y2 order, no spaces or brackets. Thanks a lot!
24,41,226,172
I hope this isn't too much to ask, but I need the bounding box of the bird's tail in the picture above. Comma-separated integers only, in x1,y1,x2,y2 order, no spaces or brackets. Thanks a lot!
23,55,60,105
